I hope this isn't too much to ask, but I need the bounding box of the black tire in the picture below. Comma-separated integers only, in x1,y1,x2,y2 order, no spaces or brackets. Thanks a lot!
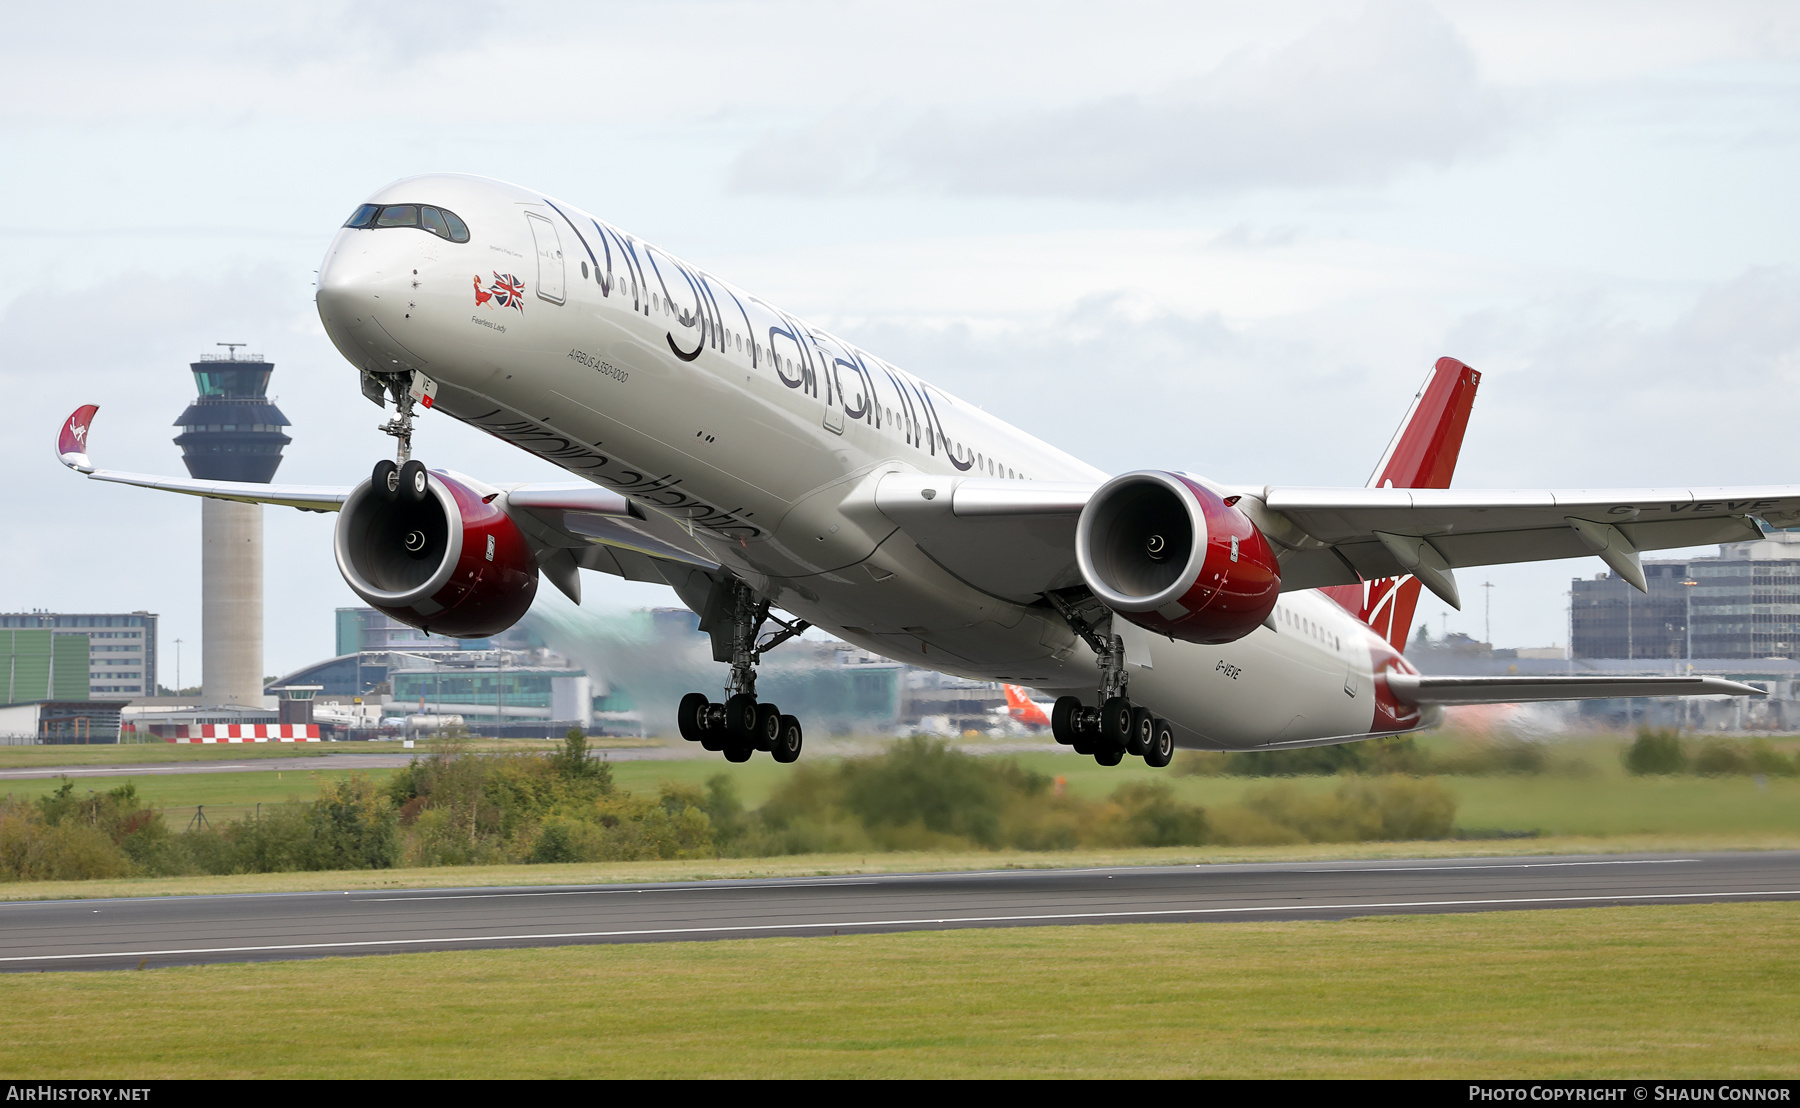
754,702,782,752
372,459,399,501
1050,696,1081,745
1094,747,1123,767
677,692,709,742
1144,719,1176,768
723,693,759,742
398,459,428,503
722,743,753,763
772,714,803,763
1100,696,1132,751
1071,735,1094,756
1127,706,1154,757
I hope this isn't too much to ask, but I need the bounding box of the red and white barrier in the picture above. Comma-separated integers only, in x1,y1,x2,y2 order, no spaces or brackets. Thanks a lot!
157,724,320,743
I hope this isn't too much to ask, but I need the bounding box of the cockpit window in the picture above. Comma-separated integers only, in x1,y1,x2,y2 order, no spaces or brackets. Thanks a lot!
375,204,418,228
342,203,471,243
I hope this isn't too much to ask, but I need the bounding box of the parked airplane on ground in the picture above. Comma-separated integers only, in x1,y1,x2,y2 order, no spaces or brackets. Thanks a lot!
60,174,1774,765
1002,686,1052,730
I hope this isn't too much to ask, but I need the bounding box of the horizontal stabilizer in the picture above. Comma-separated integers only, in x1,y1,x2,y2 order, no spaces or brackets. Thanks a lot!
1386,673,1764,706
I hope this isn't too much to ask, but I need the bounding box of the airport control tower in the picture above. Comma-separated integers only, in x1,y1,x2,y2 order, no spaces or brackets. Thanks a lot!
173,345,291,708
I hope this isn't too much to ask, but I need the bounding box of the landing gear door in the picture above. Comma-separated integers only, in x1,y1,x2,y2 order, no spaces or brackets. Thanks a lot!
526,212,565,305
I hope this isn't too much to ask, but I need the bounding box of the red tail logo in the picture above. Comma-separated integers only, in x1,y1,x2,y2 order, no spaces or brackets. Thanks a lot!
1322,357,1480,653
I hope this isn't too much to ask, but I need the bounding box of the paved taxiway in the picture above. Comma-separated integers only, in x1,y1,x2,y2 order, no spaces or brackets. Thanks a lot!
2,852,1794,972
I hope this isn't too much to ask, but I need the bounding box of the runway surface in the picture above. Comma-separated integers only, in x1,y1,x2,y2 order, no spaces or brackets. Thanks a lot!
0,748,687,780
2,851,1795,972
0,741,1069,780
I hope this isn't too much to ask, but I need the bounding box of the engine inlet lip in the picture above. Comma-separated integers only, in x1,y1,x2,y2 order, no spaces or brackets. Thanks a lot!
333,475,466,604
1075,470,1209,613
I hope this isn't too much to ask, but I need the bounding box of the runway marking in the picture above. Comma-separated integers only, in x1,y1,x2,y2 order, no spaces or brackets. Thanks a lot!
7,888,1798,965
1300,860,1699,873
366,880,885,902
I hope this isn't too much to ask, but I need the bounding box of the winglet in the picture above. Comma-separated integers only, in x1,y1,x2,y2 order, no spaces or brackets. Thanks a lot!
58,405,99,473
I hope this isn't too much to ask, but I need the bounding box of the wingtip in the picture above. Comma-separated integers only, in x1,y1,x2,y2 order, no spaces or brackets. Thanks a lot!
57,404,99,474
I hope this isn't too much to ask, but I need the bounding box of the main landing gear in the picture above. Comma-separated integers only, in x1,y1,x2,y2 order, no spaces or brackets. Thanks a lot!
1046,594,1176,769
676,582,810,763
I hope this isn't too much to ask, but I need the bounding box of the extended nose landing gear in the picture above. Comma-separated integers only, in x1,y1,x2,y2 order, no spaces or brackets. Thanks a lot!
676,582,810,763
1047,593,1176,769
370,371,432,502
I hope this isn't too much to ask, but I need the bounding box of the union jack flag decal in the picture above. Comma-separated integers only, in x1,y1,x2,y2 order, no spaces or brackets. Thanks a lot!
474,272,526,312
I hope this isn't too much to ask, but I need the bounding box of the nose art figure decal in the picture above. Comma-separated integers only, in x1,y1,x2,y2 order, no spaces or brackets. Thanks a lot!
474,272,526,312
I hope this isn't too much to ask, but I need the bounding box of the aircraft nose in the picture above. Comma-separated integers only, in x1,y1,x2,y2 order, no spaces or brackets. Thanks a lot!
316,240,400,325
316,235,420,374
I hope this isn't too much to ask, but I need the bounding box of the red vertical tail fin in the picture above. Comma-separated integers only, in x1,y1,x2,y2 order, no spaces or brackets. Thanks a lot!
1322,357,1481,653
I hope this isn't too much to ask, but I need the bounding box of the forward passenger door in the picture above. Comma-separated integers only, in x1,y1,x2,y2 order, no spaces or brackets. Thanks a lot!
526,213,565,305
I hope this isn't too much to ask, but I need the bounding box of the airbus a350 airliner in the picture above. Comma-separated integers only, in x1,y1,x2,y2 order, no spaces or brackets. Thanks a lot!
59,174,1776,765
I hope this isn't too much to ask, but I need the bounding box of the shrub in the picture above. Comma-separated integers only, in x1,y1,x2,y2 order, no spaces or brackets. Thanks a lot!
0,797,133,881
1624,729,1688,775
1217,776,1457,845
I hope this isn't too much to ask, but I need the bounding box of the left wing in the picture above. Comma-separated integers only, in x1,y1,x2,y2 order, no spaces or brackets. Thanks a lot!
870,470,1800,608
1243,484,1800,596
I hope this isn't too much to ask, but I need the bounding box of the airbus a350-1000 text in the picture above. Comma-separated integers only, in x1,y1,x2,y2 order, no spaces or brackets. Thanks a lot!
59,174,1777,765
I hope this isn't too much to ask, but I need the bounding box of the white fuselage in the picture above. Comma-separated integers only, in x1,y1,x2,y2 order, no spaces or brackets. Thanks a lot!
316,174,1414,750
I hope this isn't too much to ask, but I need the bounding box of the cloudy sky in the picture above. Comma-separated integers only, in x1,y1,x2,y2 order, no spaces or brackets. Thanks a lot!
4,1,1799,684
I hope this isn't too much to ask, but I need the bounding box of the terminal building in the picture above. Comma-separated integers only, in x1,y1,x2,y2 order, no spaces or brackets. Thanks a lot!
1572,530,1800,661
0,612,154,743
0,612,157,699
268,606,1002,738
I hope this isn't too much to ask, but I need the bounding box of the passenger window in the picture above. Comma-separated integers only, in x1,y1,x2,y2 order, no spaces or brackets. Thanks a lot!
420,207,449,237
344,204,380,228
376,205,419,227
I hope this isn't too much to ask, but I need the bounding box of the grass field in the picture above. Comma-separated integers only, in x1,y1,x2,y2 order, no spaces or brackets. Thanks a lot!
6,732,1796,850
2,902,1794,1078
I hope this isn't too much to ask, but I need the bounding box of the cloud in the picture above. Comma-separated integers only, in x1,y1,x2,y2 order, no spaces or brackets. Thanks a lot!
731,1,1513,199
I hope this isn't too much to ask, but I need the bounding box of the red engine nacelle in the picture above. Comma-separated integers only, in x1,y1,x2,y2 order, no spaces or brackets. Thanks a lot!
1074,470,1280,645
334,470,538,638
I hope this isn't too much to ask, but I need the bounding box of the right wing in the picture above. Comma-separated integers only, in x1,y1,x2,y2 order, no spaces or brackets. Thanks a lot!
56,404,717,589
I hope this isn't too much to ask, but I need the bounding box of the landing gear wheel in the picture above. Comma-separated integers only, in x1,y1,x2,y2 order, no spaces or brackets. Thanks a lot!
677,693,709,742
1094,747,1124,767
1100,696,1133,752
1051,696,1081,746
771,714,803,763
397,459,428,504
1144,718,1176,768
1127,706,1154,757
723,693,759,743
722,743,753,763
700,728,725,752
753,702,782,752
372,459,399,501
